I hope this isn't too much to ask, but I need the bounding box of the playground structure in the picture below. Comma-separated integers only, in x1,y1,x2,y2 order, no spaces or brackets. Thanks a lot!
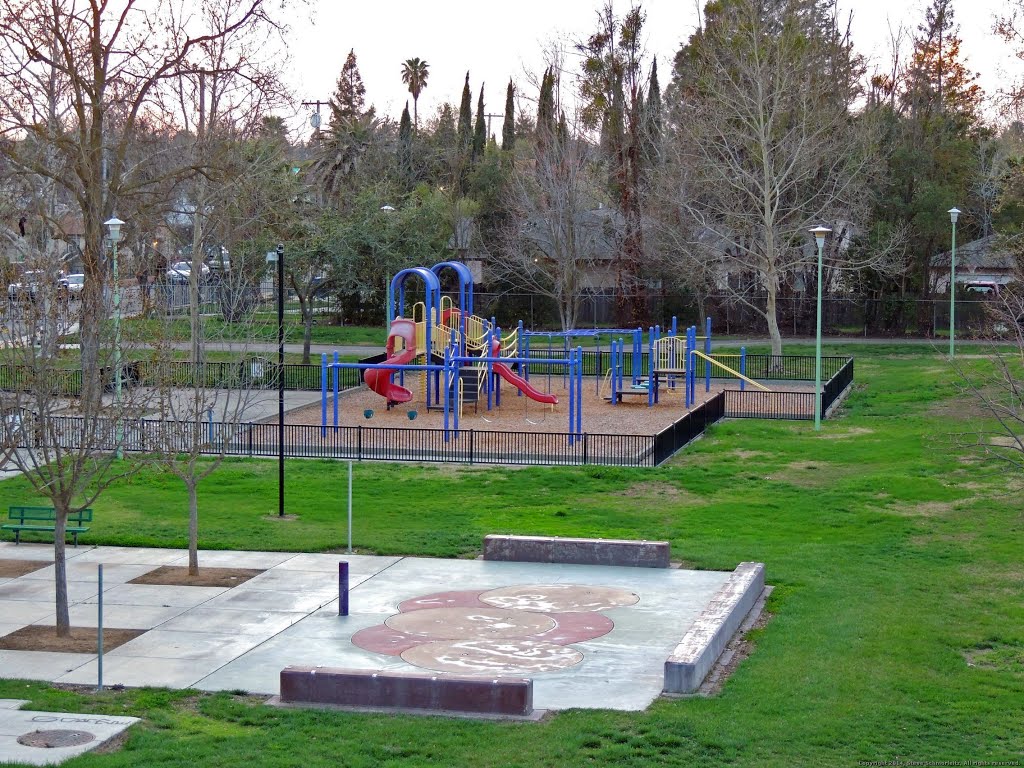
321,262,583,441
320,261,768,442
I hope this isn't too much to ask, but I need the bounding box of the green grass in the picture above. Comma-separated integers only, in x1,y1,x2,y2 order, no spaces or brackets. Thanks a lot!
0,341,1022,766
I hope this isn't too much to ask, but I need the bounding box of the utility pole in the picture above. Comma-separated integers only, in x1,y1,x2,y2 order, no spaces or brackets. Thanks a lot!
301,100,330,140
485,113,503,139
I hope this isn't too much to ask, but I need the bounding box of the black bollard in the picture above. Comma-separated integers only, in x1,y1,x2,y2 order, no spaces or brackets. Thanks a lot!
339,561,349,616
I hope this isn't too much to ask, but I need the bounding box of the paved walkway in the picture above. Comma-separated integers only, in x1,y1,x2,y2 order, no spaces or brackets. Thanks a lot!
0,542,729,712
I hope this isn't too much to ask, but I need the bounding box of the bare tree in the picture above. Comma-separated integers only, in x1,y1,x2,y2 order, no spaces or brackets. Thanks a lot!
662,0,883,355
0,0,289,407
0,246,150,638
951,272,1024,469
499,118,616,331
146,258,272,575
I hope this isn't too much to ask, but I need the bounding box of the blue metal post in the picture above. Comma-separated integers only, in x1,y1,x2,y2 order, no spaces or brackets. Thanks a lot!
648,327,655,407
740,347,747,392
321,353,328,436
338,562,349,616
576,347,583,434
705,317,712,393
485,326,494,411
568,349,575,445
671,316,678,337
494,327,502,408
332,351,339,430
632,328,641,384
442,344,450,441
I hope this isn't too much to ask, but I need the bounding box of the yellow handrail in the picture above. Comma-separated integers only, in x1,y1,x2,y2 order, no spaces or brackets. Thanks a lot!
689,350,769,391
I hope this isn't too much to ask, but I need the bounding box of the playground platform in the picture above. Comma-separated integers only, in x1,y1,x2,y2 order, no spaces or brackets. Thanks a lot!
0,542,765,713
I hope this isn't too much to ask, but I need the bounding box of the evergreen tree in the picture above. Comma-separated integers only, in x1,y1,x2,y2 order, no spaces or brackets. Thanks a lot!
398,101,413,188
502,80,516,151
330,49,367,125
457,72,473,150
642,60,662,165
537,67,556,141
473,84,486,162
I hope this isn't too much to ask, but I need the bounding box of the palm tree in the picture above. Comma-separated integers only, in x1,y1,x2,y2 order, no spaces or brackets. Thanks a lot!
400,57,429,131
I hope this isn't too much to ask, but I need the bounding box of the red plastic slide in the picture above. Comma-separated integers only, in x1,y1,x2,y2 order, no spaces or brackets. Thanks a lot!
490,340,558,405
364,318,417,404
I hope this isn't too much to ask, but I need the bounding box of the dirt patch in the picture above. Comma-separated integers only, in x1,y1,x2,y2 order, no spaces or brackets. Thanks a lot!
767,461,848,488
0,625,143,653
607,481,707,506
263,514,299,522
0,560,49,578
887,500,962,518
819,426,874,440
964,644,1024,675
129,566,263,588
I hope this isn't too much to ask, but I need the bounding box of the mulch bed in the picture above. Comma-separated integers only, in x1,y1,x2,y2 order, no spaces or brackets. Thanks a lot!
0,560,50,578
0,625,144,653
128,566,263,588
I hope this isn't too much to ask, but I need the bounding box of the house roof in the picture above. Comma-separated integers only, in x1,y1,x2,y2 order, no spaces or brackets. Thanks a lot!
932,235,1017,271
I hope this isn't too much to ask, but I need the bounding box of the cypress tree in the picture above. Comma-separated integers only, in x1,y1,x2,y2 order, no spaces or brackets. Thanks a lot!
472,84,486,162
398,101,413,187
537,67,555,139
457,72,473,150
501,80,515,151
642,59,663,166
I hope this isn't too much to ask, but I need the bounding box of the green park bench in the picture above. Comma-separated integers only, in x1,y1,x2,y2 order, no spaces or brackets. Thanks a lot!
2,506,93,546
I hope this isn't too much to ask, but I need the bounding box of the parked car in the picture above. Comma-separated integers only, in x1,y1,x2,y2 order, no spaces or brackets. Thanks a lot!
165,261,210,283
7,271,69,302
64,273,85,298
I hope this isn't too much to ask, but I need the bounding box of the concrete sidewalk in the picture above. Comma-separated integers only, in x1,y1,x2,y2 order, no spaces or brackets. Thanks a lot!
0,542,732,712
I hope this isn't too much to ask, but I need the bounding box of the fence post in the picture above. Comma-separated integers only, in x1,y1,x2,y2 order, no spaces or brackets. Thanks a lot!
469,429,474,465
247,423,253,457
582,433,587,465
357,425,362,461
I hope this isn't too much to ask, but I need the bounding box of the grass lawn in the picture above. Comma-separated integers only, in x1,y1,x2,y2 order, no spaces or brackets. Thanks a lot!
0,342,1021,766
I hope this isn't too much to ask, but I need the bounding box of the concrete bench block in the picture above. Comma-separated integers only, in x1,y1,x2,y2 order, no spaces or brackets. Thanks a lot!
664,562,765,693
483,534,670,568
279,666,533,716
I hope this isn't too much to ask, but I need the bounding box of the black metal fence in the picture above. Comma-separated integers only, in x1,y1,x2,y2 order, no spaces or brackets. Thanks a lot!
723,357,854,420
652,391,726,464
23,415,656,468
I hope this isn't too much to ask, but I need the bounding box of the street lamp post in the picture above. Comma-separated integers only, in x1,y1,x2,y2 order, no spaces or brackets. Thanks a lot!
809,226,832,432
104,217,125,459
948,207,960,358
267,245,285,517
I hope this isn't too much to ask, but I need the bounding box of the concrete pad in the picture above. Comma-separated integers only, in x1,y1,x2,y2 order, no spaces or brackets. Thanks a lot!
0,600,54,625
157,607,304,636
33,603,191,630
0,623,28,638
202,588,336,613
0,545,55,562
234,569,346,593
186,550,295,569
18,563,157,585
0,651,94,681
66,547,186,566
0,580,98,604
272,553,401,573
0,707,138,766
0,700,30,710
82,583,226,607
57,656,218,689
105,629,266,662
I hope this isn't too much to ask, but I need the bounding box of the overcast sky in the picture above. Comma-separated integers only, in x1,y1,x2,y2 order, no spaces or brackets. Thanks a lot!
281,0,1020,136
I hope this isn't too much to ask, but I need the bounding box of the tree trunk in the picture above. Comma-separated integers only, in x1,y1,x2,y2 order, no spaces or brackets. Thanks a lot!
188,478,199,575
301,294,313,364
766,287,783,358
52,506,70,637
